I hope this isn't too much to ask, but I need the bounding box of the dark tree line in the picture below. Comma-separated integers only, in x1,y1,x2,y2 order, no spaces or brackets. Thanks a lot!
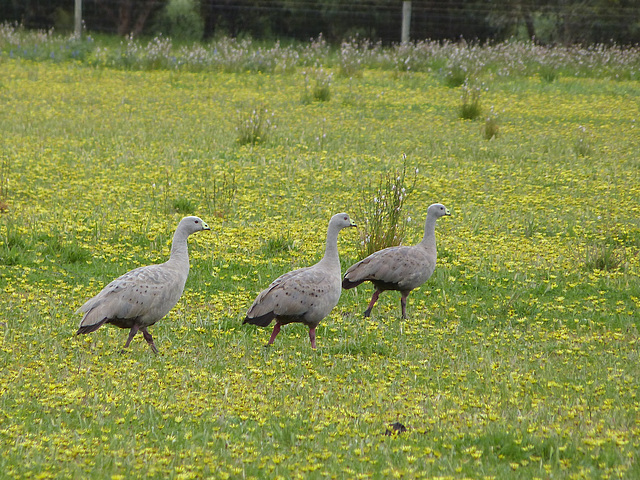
2,0,639,45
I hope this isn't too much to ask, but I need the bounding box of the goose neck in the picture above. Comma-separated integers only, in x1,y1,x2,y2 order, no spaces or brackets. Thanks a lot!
419,214,438,251
322,225,340,265
169,228,190,266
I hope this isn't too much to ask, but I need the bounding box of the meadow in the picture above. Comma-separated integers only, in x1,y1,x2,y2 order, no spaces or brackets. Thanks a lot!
0,31,639,479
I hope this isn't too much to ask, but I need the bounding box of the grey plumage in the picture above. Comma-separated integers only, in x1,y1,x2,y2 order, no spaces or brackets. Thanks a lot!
244,213,356,349
76,216,210,353
342,203,450,318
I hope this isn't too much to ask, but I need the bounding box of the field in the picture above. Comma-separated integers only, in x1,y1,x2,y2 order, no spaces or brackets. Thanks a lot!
1,36,639,479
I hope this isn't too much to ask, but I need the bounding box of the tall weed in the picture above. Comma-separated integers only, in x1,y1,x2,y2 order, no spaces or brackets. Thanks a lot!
236,105,276,145
585,242,626,272
203,171,237,218
1,24,639,80
0,155,8,213
301,68,333,103
459,81,482,120
357,155,417,258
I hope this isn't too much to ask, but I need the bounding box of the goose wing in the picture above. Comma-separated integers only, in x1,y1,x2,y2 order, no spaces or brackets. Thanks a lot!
77,263,186,329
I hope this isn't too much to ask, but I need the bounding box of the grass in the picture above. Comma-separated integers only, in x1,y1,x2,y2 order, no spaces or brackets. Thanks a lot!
0,37,639,479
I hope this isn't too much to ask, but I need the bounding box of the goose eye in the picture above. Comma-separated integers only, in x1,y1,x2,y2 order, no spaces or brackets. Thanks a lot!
195,220,200,224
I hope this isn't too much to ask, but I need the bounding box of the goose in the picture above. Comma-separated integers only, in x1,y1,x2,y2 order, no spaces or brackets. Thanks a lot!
342,203,450,318
76,216,210,353
244,213,356,348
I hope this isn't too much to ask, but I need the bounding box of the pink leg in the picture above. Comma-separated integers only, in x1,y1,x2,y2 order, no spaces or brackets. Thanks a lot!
308,327,317,349
141,327,159,354
400,292,410,319
122,324,140,351
363,290,381,317
267,322,282,345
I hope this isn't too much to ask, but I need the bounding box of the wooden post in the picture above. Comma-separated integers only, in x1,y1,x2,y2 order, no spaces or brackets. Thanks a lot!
401,1,412,44
74,0,82,37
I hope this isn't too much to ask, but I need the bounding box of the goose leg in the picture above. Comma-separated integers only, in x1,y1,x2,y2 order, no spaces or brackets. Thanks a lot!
141,327,159,354
267,322,282,345
363,290,381,317
400,291,410,319
308,327,317,350
122,324,140,352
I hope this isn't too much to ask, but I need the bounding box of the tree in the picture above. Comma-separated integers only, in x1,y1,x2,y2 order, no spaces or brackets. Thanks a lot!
92,0,166,36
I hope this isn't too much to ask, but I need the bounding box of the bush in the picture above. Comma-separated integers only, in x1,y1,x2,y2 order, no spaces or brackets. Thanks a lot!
155,0,204,42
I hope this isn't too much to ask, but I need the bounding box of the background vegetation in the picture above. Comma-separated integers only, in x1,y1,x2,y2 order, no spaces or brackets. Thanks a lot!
1,0,639,45
0,30,639,478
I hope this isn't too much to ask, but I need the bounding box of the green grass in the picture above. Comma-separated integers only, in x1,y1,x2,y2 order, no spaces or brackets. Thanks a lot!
0,45,639,479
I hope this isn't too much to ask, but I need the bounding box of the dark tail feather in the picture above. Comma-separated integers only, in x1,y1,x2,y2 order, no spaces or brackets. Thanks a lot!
342,277,365,289
76,318,108,335
243,312,275,327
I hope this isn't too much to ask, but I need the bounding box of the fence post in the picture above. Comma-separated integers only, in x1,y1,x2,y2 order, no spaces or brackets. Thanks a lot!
401,1,412,43
74,0,82,37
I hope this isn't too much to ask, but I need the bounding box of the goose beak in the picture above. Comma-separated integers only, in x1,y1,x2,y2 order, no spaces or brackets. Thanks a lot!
203,222,211,230
350,220,357,227
445,208,451,216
